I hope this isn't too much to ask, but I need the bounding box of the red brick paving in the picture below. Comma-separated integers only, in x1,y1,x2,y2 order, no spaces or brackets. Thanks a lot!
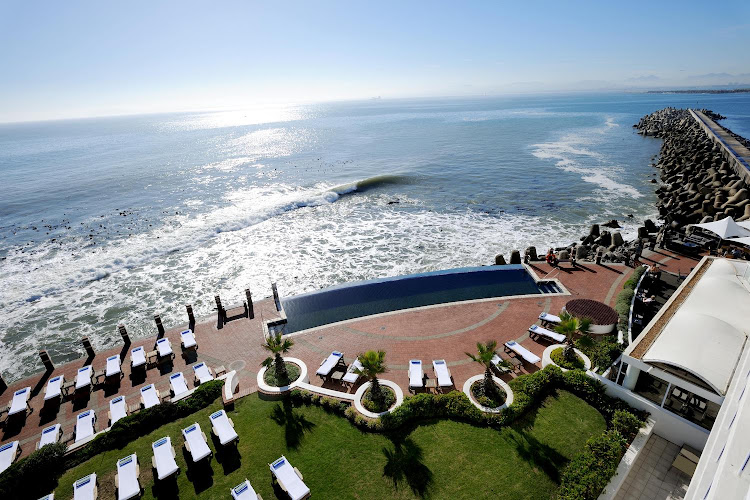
5,258,702,459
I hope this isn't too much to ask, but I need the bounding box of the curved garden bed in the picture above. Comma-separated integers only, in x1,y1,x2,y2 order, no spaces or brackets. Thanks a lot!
462,374,513,413
542,344,592,372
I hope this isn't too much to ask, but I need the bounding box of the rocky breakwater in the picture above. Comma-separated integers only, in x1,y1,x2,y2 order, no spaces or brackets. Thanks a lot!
635,108,750,225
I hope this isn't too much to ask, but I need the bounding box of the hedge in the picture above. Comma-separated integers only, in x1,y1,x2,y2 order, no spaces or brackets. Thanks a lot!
558,430,628,500
0,442,67,499
65,379,223,469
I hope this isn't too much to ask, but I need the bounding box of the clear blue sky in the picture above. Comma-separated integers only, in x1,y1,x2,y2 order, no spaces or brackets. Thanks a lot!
1,0,749,122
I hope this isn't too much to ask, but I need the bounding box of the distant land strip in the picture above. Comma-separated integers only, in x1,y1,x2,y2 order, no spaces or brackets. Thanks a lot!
646,88,750,94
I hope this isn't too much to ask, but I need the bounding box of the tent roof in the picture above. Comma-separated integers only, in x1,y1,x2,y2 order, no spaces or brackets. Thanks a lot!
692,216,750,239
641,259,750,395
728,236,750,247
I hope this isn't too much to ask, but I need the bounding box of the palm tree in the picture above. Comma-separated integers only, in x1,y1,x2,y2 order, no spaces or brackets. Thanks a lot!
466,340,499,396
261,332,295,383
554,311,592,362
354,350,387,403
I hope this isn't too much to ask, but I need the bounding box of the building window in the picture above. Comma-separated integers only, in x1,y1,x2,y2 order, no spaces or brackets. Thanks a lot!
634,371,669,406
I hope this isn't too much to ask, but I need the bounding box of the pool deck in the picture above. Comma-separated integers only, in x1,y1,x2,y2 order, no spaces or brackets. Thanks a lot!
0,248,701,459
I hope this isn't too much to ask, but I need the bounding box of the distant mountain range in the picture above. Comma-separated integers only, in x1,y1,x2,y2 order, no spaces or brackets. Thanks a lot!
646,88,750,94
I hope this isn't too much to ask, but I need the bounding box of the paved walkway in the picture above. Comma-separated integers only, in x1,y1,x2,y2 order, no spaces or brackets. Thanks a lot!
614,434,691,500
1,255,700,459
692,110,750,184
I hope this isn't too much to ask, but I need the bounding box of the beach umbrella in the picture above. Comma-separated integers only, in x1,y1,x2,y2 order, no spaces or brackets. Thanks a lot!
691,216,750,239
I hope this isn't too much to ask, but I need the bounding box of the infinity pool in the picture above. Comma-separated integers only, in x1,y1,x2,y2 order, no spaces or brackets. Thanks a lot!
279,265,550,334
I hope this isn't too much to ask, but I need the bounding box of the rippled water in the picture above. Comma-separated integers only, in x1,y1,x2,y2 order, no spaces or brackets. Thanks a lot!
2,92,749,381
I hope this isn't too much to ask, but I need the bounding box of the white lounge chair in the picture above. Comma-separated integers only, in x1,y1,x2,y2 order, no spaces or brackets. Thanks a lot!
408,360,424,391
131,346,147,369
75,366,94,391
37,423,62,449
8,386,31,416
210,410,238,446
109,396,128,425
192,362,214,385
528,324,566,343
38,494,54,500
269,456,310,500
105,355,122,379
116,454,140,500
169,372,189,398
73,473,97,500
156,338,173,359
432,360,453,387
44,375,64,402
231,479,261,500
180,330,197,350
538,312,561,326
491,354,514,373
0,441,20,474
504,341,541,364
342,359,363,385
151,437,179,480
316,351,344,377
75,410,96,443
182,423,211,462
140,384,160,409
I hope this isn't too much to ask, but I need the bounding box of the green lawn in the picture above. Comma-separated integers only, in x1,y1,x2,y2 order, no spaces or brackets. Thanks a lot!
55,390,605,499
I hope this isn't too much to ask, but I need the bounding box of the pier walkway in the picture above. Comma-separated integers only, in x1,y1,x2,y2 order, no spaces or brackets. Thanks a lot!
0,250,701,460
690,109,750,184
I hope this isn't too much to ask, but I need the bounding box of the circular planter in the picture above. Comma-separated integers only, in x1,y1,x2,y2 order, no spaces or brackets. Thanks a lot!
353,380,404,418
462,375,513,413
563,299,618,335
542,344,591,372
257,357,308,394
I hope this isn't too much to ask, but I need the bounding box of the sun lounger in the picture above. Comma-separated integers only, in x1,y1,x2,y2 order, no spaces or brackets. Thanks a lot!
342,359,363,385
75,410,96,443
270,456,310,500
116,454,140,500
131,346,147,369
316,351,344,377
109,396,128,425
538,312,561,326
44,375,65,401
140,384,160,409
231,479,261,500
38,494,54,500
180,330,197,350
432,360,453,387
73,473,97,500
0,441,20,474
156,338,173,358
528,324,566,343
106,355,122,378
37,424,62,449
8,386,31,416
75,366,94,391
192,362,214,385
182,423,212,462
504,341,541,364
210,410,238,446
169,372,189,398
151,437,179,480
408,360,424,390
491,354,517,373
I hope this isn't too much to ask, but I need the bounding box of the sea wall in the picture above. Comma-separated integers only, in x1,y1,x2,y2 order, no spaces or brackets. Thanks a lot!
634,108,750,226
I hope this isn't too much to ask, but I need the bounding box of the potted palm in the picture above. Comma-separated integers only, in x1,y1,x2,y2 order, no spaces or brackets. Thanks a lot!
466,341,506,407
261,332,295,386
354,350,390,411
553,311,592,370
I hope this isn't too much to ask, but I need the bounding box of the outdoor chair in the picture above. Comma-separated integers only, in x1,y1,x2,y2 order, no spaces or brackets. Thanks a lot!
192,362,214,385
140,384,161,409
8,386,31,416
528,324,565,343
538,312,561,327
73,473,98,500
37,423,63,449
504,341,541,364
408,360,424,391
210,409,239,446
180,330,197,350
155,338,174,360
75,366,94,392
342,359,363,386
169,372,189,398
109,396,128,426
44,375,65,403
115,454,140,500
105,355,122,380
182,423,212,462
0,441,20,474
432,360,453,388
151,437,179,480
231,479,263,500
316,351,344,378
269,456,310,500
130,346,147,370
74,410,96,443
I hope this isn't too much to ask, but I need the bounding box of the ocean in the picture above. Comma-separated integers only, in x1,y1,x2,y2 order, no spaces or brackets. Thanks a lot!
2,92,750,381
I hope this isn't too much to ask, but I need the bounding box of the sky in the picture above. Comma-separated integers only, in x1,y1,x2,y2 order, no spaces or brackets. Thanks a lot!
0,0,749,123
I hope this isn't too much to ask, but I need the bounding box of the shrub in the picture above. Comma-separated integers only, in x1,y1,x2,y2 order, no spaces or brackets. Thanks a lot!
362,386,396,413
380,391,487,429
551,347,586,370
611,410,645,442
66,380,223,468
558,430,628,500
0,442,67,499
576,338,623,373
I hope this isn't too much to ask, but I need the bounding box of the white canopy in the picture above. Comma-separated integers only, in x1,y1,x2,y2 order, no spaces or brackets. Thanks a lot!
727,236,750,248
642,259,750,395
692,216,750,239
